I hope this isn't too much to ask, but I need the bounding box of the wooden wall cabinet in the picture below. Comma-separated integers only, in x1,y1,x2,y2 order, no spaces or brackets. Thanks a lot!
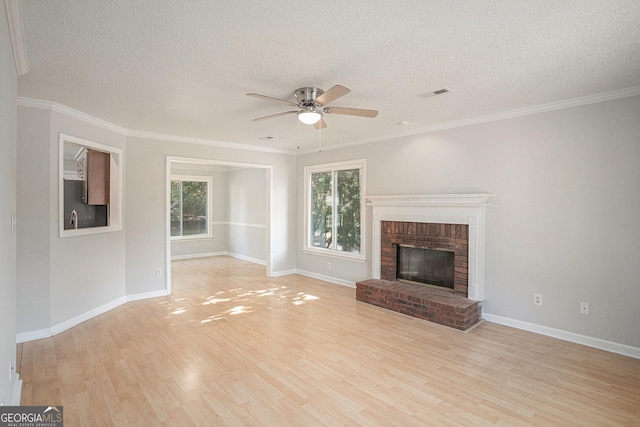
81,149,110,205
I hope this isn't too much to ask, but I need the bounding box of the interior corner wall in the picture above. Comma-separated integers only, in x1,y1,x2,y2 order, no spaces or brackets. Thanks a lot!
125,136,296,297
0,4,19,404
296,95,640,349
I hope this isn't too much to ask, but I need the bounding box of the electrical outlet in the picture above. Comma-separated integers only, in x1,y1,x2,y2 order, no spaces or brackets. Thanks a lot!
533,293,542,306
156,268,162,277
580,302,590,315
1,396,4,406
326,262,331,270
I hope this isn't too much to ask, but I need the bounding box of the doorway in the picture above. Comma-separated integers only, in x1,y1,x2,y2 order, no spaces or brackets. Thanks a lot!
165,156,272,294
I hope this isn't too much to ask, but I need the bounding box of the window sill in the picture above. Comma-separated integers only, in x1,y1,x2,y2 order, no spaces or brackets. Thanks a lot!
303,248,366,263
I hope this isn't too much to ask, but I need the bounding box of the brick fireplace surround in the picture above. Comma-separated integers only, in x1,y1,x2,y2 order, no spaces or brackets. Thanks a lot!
357,194,493,331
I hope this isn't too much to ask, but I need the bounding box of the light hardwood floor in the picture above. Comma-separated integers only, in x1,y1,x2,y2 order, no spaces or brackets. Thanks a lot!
20,256,640,426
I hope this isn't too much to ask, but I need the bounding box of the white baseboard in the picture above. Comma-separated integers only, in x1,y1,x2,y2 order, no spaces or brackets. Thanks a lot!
50,296,127,336
16,328,52,343
483,313,640,360
11,374,22,405
171,251,266,266
271,269,296,278
294,269,356,288
226,252,266,266
126,289,170,302
171,251,226,260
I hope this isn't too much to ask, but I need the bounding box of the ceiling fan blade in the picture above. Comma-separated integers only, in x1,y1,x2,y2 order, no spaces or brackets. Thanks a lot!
252,111,298,121
247,93,298,107
315,85,351,106
313,118,327,130
324,106,378,118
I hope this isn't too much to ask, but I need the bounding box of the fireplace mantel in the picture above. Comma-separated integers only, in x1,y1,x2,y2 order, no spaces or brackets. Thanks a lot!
367,194,493,301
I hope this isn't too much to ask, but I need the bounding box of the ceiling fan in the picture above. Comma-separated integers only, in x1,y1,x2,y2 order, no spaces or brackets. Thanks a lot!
247,85,378,130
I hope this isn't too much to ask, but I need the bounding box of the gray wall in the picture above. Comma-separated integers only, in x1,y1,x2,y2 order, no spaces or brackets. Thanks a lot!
0,5,18,404
17,106,50,332
227,168,267,262
297,95,640,348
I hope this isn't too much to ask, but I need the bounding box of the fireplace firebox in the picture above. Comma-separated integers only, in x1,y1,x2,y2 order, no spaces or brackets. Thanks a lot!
396,246,454,289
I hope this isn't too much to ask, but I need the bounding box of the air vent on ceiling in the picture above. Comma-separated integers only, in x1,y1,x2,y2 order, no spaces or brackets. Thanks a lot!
416,88,451,99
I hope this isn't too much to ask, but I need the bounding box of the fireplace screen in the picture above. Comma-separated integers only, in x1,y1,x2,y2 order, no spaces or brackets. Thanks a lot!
396,246,454,289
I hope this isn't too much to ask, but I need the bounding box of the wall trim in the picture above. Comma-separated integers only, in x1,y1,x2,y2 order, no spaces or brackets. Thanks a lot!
129,130,296,155
17,97,129,135
295,269,356,288
16,328,52,343
4,0,29,75
271,269,296,278
226,252,266,266
223,221,267,229
126,289,170,302
11,374,22,405
172,251,266,266
16,296,128,343
50,296,127,336
20,86,640,157
483,313,640,360
171,251,226,261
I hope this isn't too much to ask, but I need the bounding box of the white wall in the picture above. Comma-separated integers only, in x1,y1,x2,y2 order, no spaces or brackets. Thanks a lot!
0,4,18,405
16,106,127,334
297,95,640,349
125,136,296,296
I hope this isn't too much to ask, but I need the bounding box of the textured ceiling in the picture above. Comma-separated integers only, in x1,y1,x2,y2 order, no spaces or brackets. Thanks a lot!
17,0,640,152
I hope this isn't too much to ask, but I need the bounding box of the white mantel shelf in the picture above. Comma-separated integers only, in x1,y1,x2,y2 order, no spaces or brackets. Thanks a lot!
366,193,494,207
368,193,494,302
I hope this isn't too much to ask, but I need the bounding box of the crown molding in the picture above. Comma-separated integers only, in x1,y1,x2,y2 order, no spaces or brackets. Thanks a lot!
127,130,296,156
17,97,296,155
299,85,640,155
5,0,29,75
19,85,640,157
18,96,129,135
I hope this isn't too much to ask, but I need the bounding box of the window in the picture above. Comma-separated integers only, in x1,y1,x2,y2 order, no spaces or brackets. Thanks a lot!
170,176,212,239
304,160,365,260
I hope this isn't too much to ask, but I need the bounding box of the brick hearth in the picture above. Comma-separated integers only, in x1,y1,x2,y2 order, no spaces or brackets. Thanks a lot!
356,279,482,331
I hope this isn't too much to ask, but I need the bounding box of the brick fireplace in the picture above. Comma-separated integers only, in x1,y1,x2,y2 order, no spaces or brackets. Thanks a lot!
380,221,469,296
356,194,493,331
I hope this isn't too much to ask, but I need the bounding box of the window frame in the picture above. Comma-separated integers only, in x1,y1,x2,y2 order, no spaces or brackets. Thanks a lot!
59,133,123,238
303,159,366,262
170,175,213,241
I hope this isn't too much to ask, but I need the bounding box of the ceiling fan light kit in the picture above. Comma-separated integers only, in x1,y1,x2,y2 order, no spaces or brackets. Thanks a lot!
297,105,322,125
247,85,378,129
